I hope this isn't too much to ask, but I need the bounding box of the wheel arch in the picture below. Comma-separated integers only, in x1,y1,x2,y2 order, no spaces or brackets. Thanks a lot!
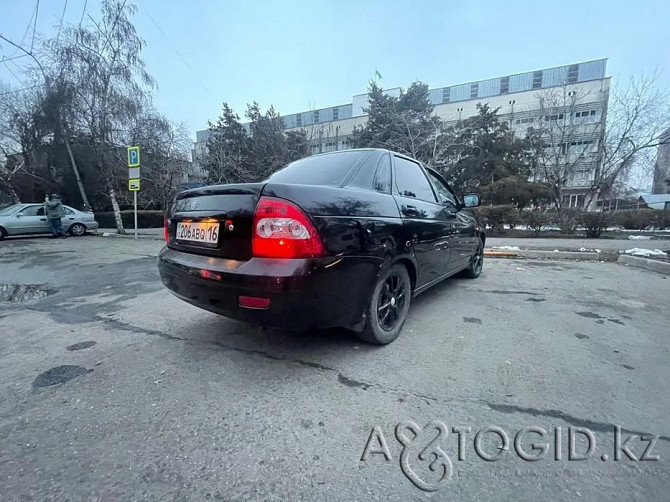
394,257,417,292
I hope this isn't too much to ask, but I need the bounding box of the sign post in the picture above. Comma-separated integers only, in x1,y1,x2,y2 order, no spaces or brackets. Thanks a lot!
127,146,141,240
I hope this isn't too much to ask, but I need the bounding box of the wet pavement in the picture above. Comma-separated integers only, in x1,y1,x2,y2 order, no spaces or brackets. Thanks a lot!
0,235,669,500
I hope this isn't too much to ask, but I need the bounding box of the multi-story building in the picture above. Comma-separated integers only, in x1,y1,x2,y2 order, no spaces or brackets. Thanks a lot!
193,59,610,208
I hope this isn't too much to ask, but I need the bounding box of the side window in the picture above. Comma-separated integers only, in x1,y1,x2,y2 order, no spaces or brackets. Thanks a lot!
373,155,391,193
65,207,74,215
19,206,41,217
36,207,45,216
393,157,436,202
427,171,458,209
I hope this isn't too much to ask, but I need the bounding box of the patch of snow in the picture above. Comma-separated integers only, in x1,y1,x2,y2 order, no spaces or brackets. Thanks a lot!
491,246,521,251
628,235,652,240
624,248,668,257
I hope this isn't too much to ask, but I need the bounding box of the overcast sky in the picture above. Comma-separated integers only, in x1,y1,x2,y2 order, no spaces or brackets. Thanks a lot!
1,0,668,139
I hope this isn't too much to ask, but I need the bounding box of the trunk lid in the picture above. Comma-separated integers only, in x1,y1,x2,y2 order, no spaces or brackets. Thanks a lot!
167,183,265,260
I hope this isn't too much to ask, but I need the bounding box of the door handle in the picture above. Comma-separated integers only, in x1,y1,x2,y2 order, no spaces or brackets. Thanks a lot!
40,218,46,221
401,204,419,217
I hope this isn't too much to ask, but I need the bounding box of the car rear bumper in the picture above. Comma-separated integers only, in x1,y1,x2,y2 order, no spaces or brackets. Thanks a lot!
87,221,100,230
157,246,383,330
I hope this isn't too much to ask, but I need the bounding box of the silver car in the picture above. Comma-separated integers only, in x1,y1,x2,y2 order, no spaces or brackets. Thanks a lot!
0,203,99,240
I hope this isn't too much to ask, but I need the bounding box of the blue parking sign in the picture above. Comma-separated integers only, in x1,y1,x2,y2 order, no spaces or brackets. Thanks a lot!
127,146,140,167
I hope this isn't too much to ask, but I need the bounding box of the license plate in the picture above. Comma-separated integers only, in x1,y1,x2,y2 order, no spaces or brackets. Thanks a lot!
176,221,220,244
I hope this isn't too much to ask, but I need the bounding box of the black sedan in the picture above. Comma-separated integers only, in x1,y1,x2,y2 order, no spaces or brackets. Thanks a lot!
158,149,484,344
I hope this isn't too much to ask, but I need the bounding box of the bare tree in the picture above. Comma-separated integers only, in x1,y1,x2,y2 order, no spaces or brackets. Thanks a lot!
526,84,603,211
0,83,25,203
587,72,670,206
45,0,156,231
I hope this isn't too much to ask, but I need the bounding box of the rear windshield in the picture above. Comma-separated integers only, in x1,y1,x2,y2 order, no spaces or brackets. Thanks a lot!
268,151,369,186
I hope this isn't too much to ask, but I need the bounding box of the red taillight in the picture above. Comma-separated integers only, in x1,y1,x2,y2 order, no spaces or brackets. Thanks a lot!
252,197,325,259
239,296,271,309
164,216,169,243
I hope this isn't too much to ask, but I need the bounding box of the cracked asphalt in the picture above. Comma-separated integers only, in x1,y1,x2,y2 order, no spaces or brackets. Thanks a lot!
0,235,669,500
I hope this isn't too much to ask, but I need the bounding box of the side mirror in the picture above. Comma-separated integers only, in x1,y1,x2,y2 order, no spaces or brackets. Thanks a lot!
15,214,22,218
462,193,480,208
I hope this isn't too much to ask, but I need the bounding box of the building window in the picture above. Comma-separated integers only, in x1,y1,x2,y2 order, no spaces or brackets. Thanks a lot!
544,113,564,122
500,76,509,94
516,117,534,125
574,110,598,124
296,114,302,127
340,139,350,149
470,83,479,99
442,87,450,103
313,110,319,123
568,64,579,84
311,144,320,154
333,107,338,120
533,71,543,89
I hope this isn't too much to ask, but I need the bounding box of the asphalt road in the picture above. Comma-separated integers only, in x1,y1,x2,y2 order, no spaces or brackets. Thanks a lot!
0,235,669,501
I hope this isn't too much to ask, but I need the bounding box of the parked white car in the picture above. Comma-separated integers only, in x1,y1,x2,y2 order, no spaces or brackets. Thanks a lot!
0,203,99,239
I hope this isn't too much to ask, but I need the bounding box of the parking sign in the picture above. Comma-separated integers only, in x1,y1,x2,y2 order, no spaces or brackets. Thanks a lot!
127,146,140,167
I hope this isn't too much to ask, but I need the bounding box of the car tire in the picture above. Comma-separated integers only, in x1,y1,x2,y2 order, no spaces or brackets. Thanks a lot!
0,227,6,240
356,263,412,345
460,237,484,279
69,223,87,236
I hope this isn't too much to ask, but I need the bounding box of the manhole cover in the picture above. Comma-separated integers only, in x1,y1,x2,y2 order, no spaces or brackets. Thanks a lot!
33,365,93,388
0,284,49,303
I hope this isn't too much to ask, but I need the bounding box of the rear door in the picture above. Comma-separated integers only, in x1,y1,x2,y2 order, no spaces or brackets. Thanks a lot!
63,207,77,228
391,155,452,287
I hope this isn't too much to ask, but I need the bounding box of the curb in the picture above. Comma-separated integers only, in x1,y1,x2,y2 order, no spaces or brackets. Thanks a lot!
517,250,609,261
616,255,670,275
94,231,163,241
484,250,519,257
484,249,611,261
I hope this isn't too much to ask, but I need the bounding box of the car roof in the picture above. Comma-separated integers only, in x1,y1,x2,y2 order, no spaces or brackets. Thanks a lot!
307,148,428,165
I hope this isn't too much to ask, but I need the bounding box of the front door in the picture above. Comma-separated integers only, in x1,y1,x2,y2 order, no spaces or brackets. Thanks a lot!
392,156,452,287
426,169,478,272
14,205,49,234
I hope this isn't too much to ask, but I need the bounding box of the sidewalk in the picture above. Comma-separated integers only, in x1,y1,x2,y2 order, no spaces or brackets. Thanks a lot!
486,237,668,253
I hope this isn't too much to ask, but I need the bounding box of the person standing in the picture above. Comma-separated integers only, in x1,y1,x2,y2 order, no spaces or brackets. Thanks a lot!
45,194,67,238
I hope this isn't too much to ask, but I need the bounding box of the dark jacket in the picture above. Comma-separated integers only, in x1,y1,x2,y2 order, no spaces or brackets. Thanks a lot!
45,199,65,220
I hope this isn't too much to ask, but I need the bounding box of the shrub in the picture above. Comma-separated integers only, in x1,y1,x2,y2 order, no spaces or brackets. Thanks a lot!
475,205,517,234
578,211,610,238
95,210,164,229
521,210,554,234
558,208,580,234
611,210,657,230
655,210,670,230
